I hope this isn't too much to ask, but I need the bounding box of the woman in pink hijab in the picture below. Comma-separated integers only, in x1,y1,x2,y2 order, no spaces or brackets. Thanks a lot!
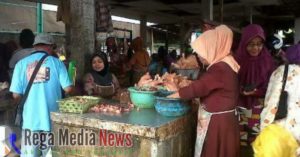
166,25,240,157
235,24,275,144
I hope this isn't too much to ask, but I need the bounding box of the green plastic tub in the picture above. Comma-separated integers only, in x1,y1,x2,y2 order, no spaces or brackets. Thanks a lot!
128,87,157,108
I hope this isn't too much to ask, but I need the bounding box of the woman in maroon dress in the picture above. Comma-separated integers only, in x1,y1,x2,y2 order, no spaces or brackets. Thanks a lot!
165,25,240,157
235,24,275,144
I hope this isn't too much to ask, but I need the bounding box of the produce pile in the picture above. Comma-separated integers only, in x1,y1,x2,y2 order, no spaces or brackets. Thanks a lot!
137,73,192,91
173,55,199,69
155,73,192,89
134,85,158,91
90,103,134,114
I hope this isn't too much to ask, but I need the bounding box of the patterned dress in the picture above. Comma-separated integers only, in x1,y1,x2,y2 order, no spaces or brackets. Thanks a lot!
261,64,300,143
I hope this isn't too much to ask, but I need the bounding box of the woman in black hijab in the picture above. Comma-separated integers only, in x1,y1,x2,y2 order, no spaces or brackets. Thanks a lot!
83,52,120,97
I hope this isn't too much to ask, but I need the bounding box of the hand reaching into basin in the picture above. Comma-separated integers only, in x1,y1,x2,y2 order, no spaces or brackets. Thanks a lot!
137,72,161,87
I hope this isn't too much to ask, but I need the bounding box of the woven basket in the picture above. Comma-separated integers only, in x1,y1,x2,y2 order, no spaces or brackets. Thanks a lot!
57,96,100,114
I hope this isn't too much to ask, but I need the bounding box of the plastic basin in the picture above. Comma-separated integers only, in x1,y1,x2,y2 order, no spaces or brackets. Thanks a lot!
154,90,190,117
128,87,157,108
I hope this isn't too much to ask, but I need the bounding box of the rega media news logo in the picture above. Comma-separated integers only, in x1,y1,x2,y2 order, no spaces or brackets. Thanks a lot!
0,126,21,156
24,128,133,149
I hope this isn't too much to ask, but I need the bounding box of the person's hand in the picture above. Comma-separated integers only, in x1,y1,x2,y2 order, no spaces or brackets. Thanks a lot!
171,63,180,69
138,73,153,87
148,80,162,87
137,79,162,88
167,92,180,98
243,89,257,96
0,81,9,90
199,119,209,129
164,81,179,92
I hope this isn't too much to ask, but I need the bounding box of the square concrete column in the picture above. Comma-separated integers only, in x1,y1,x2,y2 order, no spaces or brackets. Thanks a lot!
66,0,95,79
140,15,147,48
201,0,213,21
295,18,300,44
179,22,192,54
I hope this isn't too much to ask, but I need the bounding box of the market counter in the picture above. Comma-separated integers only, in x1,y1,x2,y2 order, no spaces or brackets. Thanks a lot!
51,107,197,157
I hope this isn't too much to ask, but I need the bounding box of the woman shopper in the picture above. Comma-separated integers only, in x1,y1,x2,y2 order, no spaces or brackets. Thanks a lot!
235,24,275,143
165,25,240,157
253,43,300,157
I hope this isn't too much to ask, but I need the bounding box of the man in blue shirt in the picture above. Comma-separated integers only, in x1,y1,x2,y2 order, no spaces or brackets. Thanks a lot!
10,34,73,157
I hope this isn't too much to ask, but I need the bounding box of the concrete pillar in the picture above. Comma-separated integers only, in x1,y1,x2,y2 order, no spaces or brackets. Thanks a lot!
140,15,147,48
295,18,300,44
201,0,213,21
150,29,154,54
179,23,193,54
67,0,95,79
219,0,224,23
165,26,169,52
249,6,253,24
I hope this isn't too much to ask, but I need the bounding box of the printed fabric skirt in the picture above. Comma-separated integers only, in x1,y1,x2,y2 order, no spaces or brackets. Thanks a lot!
239,98,264,145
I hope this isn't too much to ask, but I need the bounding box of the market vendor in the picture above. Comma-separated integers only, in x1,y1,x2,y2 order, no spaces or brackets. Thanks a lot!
125,37,150,85
164,25,240,157
106,37,122,74
83,52,120,98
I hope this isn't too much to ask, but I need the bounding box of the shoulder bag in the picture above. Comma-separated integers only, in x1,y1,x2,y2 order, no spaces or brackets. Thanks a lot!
274,64,289,120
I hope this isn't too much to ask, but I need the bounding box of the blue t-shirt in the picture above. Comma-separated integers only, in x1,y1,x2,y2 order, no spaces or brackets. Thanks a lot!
10,51,72,131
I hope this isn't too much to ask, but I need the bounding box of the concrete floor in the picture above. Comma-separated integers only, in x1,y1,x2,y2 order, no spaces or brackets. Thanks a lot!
241,146,254,157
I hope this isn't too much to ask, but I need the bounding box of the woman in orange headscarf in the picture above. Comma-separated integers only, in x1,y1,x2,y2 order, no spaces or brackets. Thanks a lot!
127,37,150,84
165,25,240,157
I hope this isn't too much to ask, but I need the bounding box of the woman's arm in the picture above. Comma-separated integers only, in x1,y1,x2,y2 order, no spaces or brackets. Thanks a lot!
83,73,95,95
167,65,224,99
260,66,284,129
179,73,223,99
123,54,137,72
112,74,120,91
